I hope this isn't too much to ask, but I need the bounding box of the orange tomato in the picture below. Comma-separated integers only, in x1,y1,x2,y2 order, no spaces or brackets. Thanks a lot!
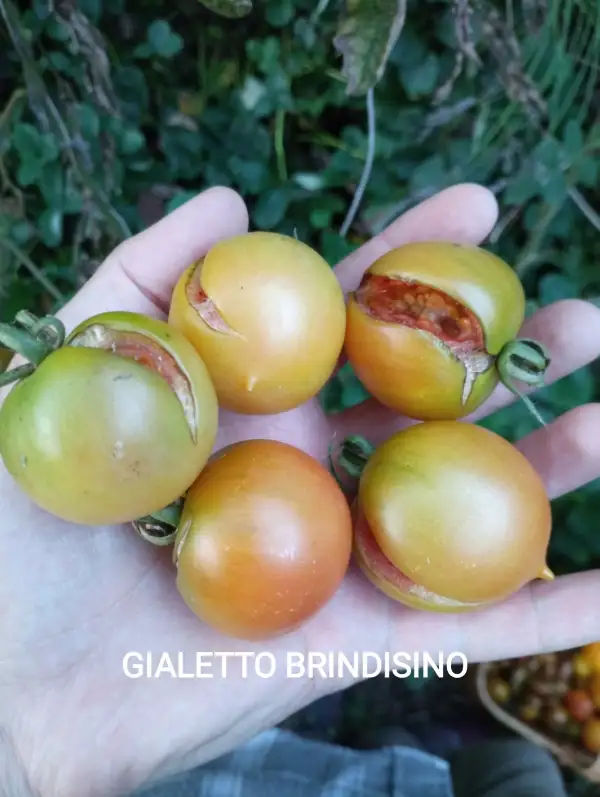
582,717,600,754
581,643,600,673
174,440,353,639
565,690,594,723
344,241,526,420
588,673,600,710
169,232,346,414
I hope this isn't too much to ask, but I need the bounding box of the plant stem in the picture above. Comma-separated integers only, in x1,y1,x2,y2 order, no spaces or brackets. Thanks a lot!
131,519,178,548
0,312,66,373
142,500,183,529
496,338,551,427
311,0,332,21
274,108,288,182
329,434,376,491
0,322,51,365
569,186,600,233
340,88,377,238
0,363,34,387
0,237,64,304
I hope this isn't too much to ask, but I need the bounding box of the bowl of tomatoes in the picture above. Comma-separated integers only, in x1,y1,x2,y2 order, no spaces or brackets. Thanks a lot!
477,643,600,782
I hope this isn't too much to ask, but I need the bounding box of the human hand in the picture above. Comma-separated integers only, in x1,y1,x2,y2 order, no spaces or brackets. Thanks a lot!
1,184,600,797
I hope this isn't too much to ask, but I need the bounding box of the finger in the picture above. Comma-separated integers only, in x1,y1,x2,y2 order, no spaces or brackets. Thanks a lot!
470,299,600,419
454,570,600,662
515,403,600,498
371,568,600,666
334,183,499,294
58,187,249,330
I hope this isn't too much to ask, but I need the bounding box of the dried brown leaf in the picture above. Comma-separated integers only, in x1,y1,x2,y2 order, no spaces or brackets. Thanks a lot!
334,0,407,96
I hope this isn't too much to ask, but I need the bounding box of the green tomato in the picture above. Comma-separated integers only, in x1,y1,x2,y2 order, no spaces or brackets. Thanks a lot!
0,312,218,525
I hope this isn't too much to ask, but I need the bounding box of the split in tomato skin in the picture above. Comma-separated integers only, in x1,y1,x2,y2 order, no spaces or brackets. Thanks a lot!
168,231,347,415
344,242,527,420
355,274,485,350
352,420,553,609
173,439,353,640
0,312,218,526
353,506,485,612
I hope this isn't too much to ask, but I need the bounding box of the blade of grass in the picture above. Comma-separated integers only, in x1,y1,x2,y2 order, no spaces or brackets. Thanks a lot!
0,238,64,304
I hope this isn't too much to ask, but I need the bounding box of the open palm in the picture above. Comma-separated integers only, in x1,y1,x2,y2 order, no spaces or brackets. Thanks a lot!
2,185,600,797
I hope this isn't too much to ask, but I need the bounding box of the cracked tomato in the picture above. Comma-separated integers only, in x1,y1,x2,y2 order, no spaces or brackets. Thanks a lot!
168,232,347,414
345,241,526,420
353,421,553,611
0,311,218,525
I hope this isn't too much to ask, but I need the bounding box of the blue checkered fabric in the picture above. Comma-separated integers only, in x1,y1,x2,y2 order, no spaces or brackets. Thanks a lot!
135,728,453,797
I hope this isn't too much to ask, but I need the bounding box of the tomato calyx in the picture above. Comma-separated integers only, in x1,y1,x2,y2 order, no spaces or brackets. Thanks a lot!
69,323,198,440
0,311,66,387
186,260,242,337
496,338,552,426
328,434,375,495
132,497,184,547
355,273,495,406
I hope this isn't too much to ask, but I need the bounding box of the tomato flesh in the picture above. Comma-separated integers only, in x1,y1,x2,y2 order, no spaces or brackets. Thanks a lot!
344,242,526,420
355,274,484,351
185,263,237,335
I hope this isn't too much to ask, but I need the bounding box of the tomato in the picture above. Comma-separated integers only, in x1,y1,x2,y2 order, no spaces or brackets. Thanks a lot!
582,717,600,754
565,690,595,723
168,232,347,414
573,653,594,681
589,673,600,710
488,676,511,704
344,242,527,420
581,643,600,674
173,439,353,640
353,421,552,609
0,311,218,525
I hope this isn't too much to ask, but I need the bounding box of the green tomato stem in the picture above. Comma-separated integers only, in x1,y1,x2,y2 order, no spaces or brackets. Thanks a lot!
0,363,35,388
132,519,178,547
328,434,375,492
144,500,184,528
496,338,551,428
16,311,66,350
0,312,66,371
133,498,184,547
0,322,50,366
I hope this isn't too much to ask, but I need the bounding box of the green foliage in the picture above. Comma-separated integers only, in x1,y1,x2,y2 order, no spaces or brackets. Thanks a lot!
0,0,599,574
